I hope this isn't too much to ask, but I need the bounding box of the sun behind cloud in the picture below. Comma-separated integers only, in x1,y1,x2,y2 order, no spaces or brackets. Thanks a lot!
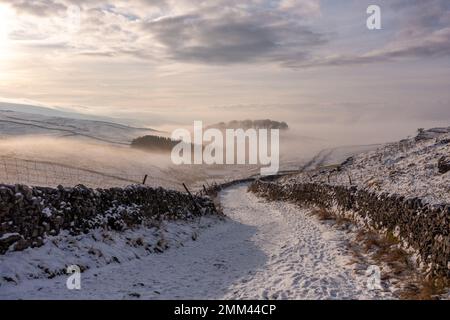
0,4,13,57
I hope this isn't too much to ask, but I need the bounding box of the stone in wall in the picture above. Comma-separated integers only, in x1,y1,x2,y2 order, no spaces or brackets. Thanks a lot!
438,156,450,174
0,184,218,254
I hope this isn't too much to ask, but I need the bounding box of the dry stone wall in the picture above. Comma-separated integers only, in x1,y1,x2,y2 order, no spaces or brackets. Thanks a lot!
249,180,449,278
0,184,218,254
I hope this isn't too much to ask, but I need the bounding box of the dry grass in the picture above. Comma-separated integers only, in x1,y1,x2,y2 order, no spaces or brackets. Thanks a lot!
311,208,352,228
310,207,334,221
310,207,449,300
355,229,413,275
212,198,224,216
207,192,225,217
400,276,449,300
250,186,450,300
353,229,448,299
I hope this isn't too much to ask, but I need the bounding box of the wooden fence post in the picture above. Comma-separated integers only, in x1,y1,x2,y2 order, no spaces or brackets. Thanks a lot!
183,183,201,214
347,172,353,185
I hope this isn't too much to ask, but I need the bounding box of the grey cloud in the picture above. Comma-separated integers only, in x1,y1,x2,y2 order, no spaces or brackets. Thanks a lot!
143,11,326,65
392,0,450,29
293,28,450,68
5,0,448,69
3,0,328,66
291,0,450,68
303,35,450,69
1,0,67,16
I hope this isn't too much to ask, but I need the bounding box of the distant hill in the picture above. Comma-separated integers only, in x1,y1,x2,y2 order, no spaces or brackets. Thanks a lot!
0,107,157,145
208,119,288,130
0,101,121,122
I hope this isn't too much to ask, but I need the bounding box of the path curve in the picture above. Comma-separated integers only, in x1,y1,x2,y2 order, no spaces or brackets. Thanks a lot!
0,184,389,299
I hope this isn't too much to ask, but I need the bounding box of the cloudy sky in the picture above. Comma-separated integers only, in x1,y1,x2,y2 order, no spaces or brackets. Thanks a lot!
0,0,449,142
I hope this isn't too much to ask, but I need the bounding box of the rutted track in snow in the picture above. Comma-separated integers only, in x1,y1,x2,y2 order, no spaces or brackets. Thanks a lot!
220,185,389,299
0,184,390,299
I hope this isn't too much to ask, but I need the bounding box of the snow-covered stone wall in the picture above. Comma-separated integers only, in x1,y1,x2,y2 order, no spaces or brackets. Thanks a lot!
249,180,449,278
0,184,218,254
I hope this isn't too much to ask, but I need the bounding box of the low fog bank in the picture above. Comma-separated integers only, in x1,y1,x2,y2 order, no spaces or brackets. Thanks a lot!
0,117,444,190
0,137,183,188
0,137,263,189
0,137,171,174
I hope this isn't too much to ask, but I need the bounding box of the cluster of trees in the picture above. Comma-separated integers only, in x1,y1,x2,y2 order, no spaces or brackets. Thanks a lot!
131,135,181,152
131,119,289,154
208,119,288,130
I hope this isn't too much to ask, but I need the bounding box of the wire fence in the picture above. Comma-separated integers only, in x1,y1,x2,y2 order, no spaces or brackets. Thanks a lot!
0,156,148,189
0,156,263,191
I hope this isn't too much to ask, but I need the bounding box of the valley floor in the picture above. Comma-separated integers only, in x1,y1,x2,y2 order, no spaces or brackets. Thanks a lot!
0,184,392,299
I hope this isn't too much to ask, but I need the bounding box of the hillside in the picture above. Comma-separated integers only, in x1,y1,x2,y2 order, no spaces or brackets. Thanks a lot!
1,126,448,300
0,107,158,145
0,104,263,190
282,127,450,205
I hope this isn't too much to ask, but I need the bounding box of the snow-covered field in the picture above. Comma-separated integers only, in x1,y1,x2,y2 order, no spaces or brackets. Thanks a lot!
283,127,450,205
0,101,363,191
0,109,159,145
0,185,391,299
0,106,265,190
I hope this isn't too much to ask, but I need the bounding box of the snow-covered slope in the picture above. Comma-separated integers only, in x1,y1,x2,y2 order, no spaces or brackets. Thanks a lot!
300,144,381,171
0,107,158,145
283,127,450,205
0,103,263,189
0,216,221,289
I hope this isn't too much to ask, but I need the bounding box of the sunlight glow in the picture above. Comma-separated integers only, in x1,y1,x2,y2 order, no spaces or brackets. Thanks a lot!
0,4,13,58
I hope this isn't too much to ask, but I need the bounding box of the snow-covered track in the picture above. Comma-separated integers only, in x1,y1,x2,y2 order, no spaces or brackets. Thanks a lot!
0,184,391,299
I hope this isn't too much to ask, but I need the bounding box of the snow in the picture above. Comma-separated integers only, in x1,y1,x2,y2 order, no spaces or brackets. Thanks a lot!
0,233,20,241
0,185,392,299
301,144,381,171
42,207,52,217
0,109,157,145
0,214,220,287
284,127,450,205
0,113,265,190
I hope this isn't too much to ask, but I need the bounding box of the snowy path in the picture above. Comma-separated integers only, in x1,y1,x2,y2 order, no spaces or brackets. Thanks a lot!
0,184,387,299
